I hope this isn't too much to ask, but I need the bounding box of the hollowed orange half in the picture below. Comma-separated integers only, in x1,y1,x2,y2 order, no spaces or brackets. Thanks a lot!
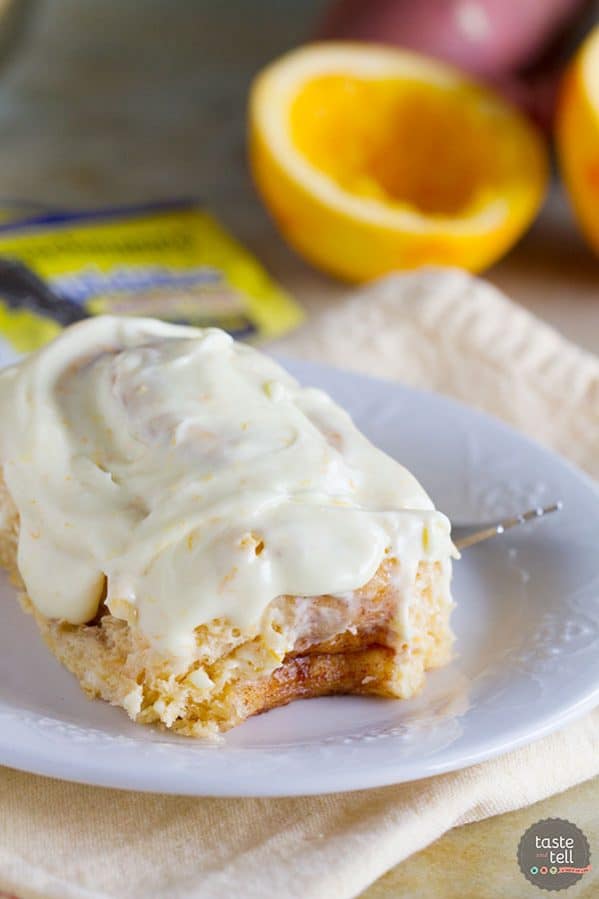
556,25,599,257
249,43,549,282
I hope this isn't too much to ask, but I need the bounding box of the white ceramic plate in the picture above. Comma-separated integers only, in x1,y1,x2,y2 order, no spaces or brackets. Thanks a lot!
1,358,598,796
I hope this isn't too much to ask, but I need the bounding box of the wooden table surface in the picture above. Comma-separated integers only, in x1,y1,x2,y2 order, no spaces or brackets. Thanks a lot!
0,2,596,897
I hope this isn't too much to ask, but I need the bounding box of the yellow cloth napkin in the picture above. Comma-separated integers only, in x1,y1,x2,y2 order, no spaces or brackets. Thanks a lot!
1,268,598,899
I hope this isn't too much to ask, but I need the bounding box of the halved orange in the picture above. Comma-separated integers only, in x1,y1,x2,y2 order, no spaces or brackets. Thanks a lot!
249,43,549,282
556,25,599,256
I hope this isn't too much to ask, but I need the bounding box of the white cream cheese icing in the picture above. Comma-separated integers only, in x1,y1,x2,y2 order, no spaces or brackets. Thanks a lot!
0,316,454,658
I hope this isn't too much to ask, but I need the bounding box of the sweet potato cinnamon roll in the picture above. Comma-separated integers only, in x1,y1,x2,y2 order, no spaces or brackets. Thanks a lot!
0,317,456,736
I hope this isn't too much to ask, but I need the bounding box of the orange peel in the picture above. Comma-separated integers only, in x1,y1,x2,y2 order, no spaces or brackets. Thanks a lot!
249,43,549,281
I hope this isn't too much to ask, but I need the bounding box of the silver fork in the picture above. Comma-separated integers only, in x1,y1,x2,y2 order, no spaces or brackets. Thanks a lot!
452,502,562,550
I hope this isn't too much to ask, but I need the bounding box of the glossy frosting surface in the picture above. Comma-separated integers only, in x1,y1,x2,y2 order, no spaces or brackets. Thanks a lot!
0,317,453,655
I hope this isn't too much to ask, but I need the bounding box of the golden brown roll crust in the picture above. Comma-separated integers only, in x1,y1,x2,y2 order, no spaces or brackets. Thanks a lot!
0,473,453,737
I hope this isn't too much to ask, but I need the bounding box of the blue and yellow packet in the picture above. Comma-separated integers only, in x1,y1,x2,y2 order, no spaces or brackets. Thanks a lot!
0,199,60,226
0,200,303,363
